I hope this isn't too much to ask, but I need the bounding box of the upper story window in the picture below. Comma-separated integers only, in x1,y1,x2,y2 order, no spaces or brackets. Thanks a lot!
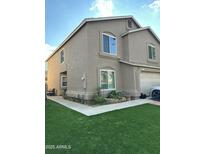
60,50,64,63
127,19,133,29
148,44,156,60
102,33,117,55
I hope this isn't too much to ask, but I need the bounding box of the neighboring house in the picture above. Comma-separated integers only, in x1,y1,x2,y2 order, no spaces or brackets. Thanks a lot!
46,15,160,100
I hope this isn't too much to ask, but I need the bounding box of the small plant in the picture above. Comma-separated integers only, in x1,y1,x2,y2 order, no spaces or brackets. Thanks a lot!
107,90,123,99
96,87,101,96
92,87,106,104
93,94,106,104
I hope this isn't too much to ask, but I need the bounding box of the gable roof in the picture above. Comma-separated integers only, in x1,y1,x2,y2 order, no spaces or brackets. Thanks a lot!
46,15,142,61
121,26,160,43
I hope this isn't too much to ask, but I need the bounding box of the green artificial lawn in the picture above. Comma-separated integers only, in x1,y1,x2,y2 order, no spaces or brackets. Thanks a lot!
45,99,160,154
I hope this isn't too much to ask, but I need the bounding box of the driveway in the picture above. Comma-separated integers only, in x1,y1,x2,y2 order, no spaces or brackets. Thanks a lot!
149,97,160,106
151,97,160,101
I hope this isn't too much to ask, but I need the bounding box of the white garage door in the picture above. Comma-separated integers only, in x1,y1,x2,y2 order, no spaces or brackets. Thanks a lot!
140,72,160,95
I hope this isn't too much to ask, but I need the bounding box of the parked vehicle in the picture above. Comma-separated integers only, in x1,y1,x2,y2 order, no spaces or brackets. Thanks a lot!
150,86,160,99
47,88,56,96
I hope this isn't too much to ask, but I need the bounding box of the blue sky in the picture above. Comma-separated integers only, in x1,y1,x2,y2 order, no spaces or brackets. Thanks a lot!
45,0,160,57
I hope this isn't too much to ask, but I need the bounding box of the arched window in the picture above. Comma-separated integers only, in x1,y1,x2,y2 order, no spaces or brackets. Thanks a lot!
102,33,117,55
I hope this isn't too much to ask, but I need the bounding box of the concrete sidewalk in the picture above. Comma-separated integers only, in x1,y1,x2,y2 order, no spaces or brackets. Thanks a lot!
47,96,158,116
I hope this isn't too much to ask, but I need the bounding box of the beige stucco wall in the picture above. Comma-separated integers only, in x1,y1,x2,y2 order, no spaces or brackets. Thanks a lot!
119,30,160,97
85,19,138,97
120,63,137,96
47,25,88,96
122,35,129,61
65,25,89,98
123,30,160,67
47,17,160,99
47,46,67,95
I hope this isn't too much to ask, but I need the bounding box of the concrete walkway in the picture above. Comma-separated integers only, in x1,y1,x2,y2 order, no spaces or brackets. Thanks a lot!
47,96,159,116
149,101,160,106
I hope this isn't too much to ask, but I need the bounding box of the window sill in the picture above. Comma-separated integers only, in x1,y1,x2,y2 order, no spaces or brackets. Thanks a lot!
99,52,119,60
147,59,158,63
61,86,67,89
100,88,116,92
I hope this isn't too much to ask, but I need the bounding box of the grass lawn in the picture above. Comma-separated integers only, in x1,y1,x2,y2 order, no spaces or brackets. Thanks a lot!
46,99,160,154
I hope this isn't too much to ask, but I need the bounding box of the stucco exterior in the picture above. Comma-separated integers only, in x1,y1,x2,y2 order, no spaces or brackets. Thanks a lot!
122,30,160,66
46,16,160,99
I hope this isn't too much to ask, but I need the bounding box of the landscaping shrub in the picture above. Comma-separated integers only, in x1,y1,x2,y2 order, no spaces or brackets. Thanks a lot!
93,94,106,104
92,87,107,104
107,90,123,99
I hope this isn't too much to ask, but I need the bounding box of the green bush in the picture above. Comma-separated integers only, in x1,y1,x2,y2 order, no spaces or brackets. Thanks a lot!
93,94,106,104
107,90,123,99
92,87,106,104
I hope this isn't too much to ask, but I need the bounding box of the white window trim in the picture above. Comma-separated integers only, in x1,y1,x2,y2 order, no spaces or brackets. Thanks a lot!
60,49,65,64
101,33,117,56
147,44,157,61
61,76,67,88
100,69,116,91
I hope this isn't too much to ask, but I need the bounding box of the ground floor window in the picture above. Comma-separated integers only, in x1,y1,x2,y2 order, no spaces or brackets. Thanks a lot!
100,69,116,90
61,76,67,88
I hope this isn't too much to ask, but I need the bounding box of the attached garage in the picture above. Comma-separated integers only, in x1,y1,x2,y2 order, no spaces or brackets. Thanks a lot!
140,72,160,95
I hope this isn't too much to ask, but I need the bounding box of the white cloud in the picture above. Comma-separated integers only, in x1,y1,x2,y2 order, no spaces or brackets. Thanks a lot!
90,0,113,17
45,43,56,60
148,0,160,12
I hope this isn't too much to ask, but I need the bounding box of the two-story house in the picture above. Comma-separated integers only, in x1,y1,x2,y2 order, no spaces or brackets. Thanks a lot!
46,15,160,100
